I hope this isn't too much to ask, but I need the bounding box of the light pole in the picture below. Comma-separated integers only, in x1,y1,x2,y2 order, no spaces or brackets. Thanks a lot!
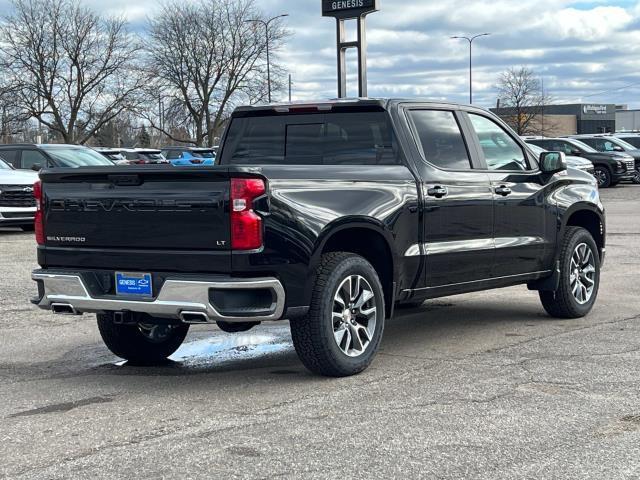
246,14,288,103
451,33,491,104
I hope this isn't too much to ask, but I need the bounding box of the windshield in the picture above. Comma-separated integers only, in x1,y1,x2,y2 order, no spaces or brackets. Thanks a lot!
568,139,597,153
42,147,113,167
0,157,13,169
610,137,637,151
618,136,640,149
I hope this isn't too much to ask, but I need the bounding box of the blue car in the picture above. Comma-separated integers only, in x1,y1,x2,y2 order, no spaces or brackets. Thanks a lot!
161,147,217,166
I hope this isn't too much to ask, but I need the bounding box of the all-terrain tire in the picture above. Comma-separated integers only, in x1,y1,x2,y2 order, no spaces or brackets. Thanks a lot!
290,252,385,377
539,227,601,319
97,314,189,364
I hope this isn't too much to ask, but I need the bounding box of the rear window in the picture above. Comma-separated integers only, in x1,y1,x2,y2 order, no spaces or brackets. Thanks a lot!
40,147,113,167
220,111,398,166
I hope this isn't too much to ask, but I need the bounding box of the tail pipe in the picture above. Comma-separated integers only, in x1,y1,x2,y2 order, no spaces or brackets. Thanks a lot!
51,303,80,315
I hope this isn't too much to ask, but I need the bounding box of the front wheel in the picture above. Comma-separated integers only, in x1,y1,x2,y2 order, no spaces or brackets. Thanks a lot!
97,314,189,364
633,168,640,185
290,252,385,377
593,166,612,188
539,227,601,319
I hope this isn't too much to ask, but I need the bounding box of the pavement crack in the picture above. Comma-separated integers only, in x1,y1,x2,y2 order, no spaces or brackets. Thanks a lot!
8,395,115,418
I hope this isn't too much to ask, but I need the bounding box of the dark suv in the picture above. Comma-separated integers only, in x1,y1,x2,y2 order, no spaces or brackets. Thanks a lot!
614,133,640,149
0,144,114,170
525,137,635,188
569,135,640,184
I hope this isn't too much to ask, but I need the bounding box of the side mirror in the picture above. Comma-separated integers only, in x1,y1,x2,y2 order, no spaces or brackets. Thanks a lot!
30,164,42,171
571,149,582,156
540,152,567,174
613,146,624,152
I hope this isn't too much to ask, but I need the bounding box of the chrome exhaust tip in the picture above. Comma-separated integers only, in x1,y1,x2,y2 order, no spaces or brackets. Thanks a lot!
51,303,80,316
179,311,210,324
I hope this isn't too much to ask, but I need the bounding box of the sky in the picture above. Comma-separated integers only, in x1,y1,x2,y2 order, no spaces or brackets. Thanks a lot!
5,0,640,108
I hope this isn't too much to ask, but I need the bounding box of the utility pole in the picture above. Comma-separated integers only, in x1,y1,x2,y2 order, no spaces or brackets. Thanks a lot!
451,33,491,104
289,74,292,102
245,14,289,103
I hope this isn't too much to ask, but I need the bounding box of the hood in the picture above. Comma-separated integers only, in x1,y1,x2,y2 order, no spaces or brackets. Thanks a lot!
622,149,640,160
565,155,592,167
586,151,634,162
0,169,39,185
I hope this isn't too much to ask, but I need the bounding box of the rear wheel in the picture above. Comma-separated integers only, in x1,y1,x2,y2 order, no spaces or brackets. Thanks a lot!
97,313,189,364
290,252,385,377
593,166,611,188
539,227,600,319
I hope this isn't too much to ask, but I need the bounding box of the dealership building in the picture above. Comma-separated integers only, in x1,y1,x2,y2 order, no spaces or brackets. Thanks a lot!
615,106,640,132
491,103,616,136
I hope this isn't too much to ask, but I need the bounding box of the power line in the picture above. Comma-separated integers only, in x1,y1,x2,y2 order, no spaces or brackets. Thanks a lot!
581,81,640,99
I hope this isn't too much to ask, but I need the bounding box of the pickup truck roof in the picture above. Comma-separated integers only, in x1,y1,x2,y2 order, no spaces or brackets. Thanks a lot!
232,98,476,115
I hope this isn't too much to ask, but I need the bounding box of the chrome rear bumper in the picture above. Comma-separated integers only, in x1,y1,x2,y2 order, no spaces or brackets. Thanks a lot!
32,272,285,324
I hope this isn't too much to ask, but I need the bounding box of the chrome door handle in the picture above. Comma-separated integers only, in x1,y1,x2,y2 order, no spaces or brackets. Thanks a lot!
495,186,512,196
427,186,448,198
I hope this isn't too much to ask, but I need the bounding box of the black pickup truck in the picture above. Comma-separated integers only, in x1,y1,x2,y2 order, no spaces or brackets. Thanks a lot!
32,99,605,377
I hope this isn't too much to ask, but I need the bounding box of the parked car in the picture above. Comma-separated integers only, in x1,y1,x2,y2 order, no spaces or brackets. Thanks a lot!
161,147,216,166
31,99,605,377
614,133,640,150
0,156,39,230
525,142,595,176
524,137,635,188
568,134,640,184
121,149,169,165
0,144,114,170
94,148,127,165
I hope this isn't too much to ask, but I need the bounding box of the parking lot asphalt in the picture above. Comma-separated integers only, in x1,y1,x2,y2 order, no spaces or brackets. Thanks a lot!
1,185,639,479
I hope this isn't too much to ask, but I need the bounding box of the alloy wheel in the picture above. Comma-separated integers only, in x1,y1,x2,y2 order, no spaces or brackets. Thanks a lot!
570,243,597,305
594,169,607,187
332,275,377,358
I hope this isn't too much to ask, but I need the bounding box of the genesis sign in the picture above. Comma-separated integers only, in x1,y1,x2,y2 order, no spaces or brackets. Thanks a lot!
322,0,379,98
322,0,379,19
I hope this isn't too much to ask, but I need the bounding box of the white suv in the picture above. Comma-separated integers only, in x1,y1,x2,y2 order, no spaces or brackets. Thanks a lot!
0,157,38,231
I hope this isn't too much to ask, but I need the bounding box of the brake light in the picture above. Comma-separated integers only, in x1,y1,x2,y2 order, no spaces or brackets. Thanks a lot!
230,178,265,250
34,181,44,245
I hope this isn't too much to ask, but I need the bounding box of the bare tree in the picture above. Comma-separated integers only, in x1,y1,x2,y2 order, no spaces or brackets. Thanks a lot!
143,0,288,147
496,67,553,136
0,0,144,144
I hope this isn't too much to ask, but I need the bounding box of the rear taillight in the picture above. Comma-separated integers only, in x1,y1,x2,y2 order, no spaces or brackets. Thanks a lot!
230,178,265,250
34,180,44,245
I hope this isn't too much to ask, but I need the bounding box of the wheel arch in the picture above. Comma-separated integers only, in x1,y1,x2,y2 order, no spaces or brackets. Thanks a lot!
562,205,605,259
309,218,398,318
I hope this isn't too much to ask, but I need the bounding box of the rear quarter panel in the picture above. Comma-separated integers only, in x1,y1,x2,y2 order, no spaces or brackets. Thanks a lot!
230,165,421,309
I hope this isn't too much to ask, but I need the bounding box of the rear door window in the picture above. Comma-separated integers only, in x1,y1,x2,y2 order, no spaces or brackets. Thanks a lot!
408,110,472,170
221,111,398,166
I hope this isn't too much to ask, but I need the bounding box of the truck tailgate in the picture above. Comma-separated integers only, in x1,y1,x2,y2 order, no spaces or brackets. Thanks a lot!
40,167,231,253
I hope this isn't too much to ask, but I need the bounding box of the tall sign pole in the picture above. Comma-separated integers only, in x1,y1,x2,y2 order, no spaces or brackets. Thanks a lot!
322,0,380,98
